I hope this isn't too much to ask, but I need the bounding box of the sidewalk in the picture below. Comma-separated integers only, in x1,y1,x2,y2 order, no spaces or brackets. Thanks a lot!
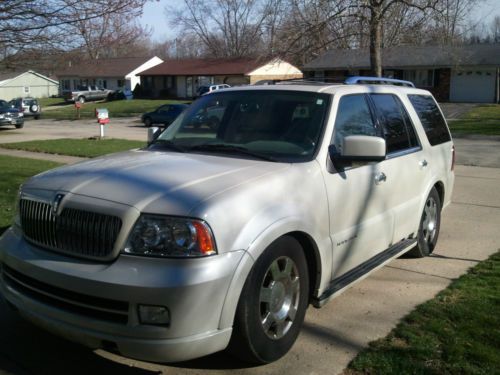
0,147,86,164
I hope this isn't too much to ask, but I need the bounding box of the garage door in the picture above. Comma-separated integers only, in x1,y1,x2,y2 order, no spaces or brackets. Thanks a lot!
450,69,496,103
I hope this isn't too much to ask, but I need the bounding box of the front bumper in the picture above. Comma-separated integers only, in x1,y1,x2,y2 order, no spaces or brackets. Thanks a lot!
0,227,244,362
0,117,24,126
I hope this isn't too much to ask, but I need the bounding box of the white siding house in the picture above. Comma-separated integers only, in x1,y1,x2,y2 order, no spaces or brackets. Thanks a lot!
0,70,59,99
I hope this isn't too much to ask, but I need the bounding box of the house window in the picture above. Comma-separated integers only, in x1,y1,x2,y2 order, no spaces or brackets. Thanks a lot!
23,86,30,94
117,79,125,88
403,69,434,87
73,80,79,90
62,80,70,90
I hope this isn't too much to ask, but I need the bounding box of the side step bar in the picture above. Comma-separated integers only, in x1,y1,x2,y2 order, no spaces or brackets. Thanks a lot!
312,238,417,308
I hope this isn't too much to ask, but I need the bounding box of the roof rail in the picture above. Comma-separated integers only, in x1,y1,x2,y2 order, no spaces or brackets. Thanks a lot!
345,76,415,87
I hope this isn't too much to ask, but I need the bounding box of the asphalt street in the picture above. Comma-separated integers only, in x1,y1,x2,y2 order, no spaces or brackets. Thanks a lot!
0,117,499,375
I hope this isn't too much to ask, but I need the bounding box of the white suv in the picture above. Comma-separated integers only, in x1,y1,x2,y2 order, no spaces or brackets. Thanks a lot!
0,77,454,364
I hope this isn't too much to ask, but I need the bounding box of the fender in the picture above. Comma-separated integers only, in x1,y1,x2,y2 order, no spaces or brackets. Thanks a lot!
218,216,332,330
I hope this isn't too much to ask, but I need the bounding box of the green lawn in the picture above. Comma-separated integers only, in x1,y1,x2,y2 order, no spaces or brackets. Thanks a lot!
347,251,500,375
41,99,190,119
0,156,61,235
449,104,500,136
38,97,68,107
0,138,145,158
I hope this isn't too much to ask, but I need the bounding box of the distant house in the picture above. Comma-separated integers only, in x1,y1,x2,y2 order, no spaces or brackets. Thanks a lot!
0,70,59,99
56,56,163,93
303,44,500,103
137,57,303,98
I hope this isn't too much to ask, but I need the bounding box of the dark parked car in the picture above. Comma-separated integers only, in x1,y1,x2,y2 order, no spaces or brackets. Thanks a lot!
9,97,41,119
0,99,24,128
142,104,189,127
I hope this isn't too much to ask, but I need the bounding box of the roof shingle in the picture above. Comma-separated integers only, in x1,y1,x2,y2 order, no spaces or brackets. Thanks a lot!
304,44,500,70
56,57,155,78
138,58,269,76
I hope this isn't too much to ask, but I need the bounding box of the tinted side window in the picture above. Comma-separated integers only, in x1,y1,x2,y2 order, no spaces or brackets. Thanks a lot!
371,94,417,154
333,94,377,151
408,95,451,146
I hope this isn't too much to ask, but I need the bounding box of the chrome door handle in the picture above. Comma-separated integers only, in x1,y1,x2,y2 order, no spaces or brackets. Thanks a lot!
419,160,428,168
374,172,387,184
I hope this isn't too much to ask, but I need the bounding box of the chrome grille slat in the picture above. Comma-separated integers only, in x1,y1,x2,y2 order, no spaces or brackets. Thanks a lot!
19,199,122,259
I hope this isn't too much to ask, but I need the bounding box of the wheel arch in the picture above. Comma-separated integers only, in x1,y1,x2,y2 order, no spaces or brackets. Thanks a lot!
218,228,325,331
433,180,445,209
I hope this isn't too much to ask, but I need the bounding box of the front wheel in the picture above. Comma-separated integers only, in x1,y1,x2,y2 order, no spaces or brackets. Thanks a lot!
407,187,441,258
228,236,309,364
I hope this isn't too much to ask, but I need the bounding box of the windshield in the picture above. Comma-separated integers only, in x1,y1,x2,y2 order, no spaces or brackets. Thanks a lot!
152,90,330,162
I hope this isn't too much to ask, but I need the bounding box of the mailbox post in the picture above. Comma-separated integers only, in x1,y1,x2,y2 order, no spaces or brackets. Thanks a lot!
95,108,109,138
74,101,82,119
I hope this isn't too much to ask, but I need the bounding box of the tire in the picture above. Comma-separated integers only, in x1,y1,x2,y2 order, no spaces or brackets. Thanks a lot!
29,104,38,113
15,123,24,129
407,187,441,258
34,115,40,120
228,236,309,364
144,117,152,127
78,96,85,104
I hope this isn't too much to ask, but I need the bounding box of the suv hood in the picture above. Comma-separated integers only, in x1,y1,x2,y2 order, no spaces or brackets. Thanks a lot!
23,149,289,215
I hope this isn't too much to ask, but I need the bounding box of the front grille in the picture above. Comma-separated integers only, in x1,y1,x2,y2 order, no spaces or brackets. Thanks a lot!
1,264,129,324
20,199,122,259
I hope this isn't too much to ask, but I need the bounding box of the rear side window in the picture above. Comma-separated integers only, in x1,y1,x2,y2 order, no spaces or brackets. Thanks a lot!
370,94,419,154
408,95,451,146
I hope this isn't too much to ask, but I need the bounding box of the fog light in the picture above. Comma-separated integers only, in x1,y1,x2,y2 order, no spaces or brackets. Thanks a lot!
138,305,170,325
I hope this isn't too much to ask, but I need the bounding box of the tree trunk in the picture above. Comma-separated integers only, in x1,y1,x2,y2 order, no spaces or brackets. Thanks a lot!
369,5,383,77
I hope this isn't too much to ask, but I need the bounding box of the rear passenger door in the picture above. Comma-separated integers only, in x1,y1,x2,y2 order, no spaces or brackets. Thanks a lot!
369,93,428,244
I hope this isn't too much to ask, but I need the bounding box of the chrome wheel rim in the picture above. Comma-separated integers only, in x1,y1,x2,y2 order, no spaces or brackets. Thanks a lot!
259,256,300,340
422,196,438,244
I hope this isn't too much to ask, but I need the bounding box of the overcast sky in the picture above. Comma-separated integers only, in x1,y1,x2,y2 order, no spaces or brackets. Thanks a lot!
140,0,500,42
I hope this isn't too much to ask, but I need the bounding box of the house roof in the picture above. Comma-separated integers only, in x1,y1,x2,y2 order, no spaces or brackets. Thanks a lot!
56,57,156,78
138,58,270,76
303,43,500,70
0,70,59,86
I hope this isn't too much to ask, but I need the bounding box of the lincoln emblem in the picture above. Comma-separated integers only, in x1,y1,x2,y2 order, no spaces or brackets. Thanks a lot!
52,194,64,215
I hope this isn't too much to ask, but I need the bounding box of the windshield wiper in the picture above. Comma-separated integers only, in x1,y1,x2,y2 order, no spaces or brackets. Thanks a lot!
150,140,186,153
188,144,278,162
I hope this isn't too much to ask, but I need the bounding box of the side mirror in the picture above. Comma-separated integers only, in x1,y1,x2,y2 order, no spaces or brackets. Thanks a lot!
147,127,162,144
329,135,386,166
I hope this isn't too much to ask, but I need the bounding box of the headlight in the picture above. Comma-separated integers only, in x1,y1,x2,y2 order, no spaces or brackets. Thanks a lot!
18,112,24,117
123,215,217,257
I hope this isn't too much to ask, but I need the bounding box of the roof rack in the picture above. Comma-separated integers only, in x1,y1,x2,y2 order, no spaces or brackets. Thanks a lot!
344,76,415,87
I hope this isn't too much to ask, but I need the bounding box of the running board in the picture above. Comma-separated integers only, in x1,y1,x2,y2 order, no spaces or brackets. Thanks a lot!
312,238,417,308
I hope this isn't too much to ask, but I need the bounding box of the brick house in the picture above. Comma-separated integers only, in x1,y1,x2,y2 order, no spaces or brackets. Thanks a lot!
303,44,500,103
138,57,303,98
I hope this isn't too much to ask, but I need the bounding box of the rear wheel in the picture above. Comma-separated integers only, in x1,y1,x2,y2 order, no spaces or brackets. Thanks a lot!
407,187,441,258
15,123,24,129
228,236,309,364
78,96,85,104
144,117,152,127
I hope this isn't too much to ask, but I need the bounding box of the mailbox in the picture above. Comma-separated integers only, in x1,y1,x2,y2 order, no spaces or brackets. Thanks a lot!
75,102,82,109
96,108,109,124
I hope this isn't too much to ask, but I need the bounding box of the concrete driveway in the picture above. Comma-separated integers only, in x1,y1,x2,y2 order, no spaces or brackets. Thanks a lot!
0,119,499,375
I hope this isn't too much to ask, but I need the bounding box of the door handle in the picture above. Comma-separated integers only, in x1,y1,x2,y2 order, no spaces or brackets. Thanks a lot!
374,172,387,185
419,160,428,168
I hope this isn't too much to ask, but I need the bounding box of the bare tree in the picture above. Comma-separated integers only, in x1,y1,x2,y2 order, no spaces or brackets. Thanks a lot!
0,0,150,57
168,0,283,58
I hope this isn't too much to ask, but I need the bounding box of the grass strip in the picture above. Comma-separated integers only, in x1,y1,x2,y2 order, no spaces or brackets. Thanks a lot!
0,155,61,235
0,138,145,158
41,99,190,119
449,104,500,136
347,251,500,374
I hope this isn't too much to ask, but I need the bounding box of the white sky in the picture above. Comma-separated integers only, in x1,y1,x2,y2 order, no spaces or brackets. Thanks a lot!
140,0,500,42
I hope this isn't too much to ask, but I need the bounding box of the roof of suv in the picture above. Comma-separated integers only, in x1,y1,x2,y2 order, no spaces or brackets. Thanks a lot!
222,81,432,97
